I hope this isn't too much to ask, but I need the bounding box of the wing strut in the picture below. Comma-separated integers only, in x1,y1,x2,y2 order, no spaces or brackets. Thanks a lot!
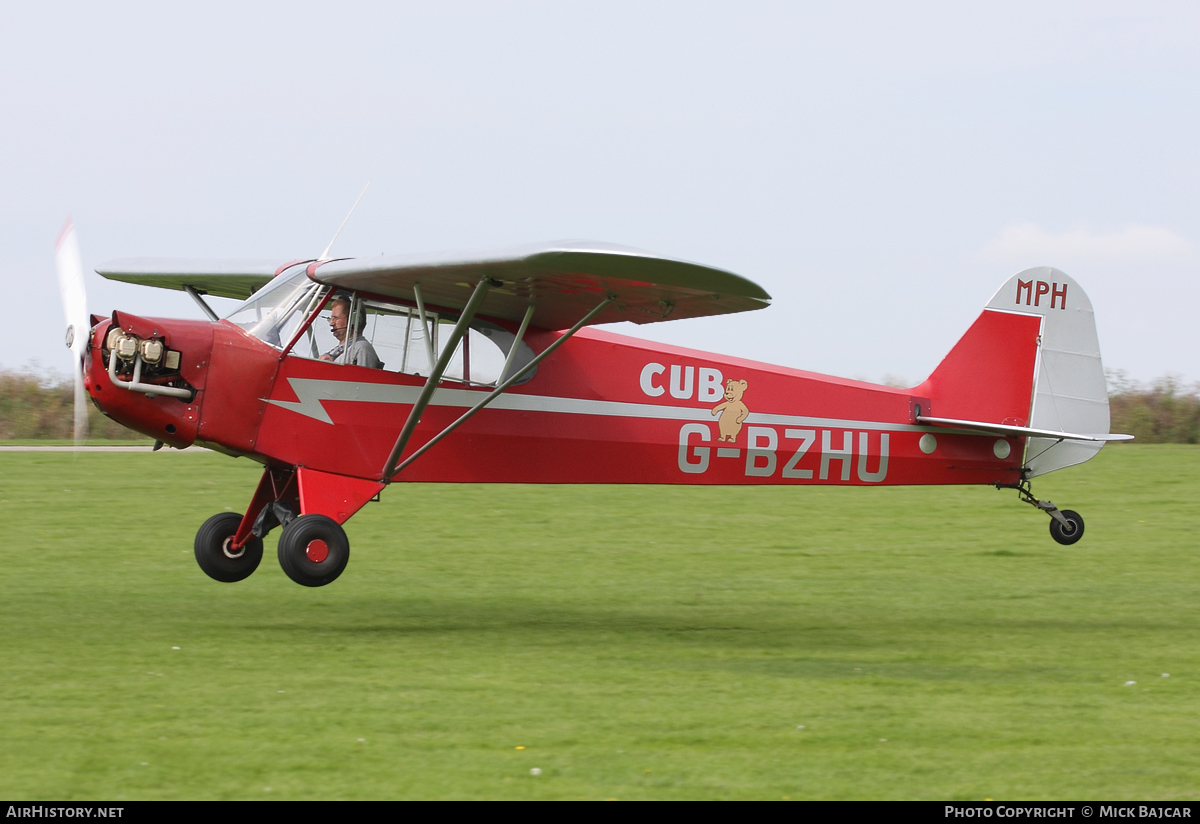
380,276,497,481
184,285,220,321
497,303,535,385
412,282,438,368
387,295,616,480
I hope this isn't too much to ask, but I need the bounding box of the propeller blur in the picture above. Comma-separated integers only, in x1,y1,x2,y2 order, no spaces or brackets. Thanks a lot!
54,218,89,446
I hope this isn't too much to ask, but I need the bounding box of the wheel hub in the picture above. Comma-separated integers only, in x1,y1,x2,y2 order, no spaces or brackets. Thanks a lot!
222,537,246,559
305,539,329,563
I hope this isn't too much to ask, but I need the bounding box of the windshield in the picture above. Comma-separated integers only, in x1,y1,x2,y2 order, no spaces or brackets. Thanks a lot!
224,267,328,349
223,271,537,383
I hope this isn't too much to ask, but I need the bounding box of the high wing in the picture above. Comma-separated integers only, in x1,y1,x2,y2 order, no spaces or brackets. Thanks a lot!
95,258,293,300
96,242,771,330
308,241,771,329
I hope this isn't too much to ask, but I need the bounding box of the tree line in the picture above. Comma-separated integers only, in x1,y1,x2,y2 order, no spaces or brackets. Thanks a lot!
1,367,1197,443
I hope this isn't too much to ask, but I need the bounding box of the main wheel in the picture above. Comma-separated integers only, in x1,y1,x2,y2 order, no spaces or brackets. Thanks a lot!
1049,509,1085,546
195,512,263,582
277,515,350,587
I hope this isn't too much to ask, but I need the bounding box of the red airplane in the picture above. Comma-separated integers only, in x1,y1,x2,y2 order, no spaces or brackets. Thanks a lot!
56,223,1131,587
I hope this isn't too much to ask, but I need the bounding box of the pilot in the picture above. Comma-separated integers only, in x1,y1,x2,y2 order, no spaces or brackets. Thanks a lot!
321,296,382,369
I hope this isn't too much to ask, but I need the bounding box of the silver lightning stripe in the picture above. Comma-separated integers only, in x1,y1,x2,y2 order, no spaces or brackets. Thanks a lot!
266,377,943,434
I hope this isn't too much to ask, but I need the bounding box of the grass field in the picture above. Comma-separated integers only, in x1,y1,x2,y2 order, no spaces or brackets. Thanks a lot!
1,445,1197,800
0,440,151,447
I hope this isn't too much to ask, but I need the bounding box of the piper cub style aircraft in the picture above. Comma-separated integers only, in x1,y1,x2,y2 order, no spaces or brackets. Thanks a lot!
57,225,1130,587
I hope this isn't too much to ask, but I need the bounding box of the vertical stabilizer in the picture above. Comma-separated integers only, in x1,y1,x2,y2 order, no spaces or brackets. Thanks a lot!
984,268,1110,477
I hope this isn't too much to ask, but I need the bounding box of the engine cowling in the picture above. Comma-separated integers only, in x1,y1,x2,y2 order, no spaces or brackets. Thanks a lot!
85,312,215,448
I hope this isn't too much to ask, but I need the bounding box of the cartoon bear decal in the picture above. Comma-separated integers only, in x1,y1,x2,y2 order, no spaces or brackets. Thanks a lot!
712,379,749,442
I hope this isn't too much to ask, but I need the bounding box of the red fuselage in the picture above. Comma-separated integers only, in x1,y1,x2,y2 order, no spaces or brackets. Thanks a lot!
85,313,1033,489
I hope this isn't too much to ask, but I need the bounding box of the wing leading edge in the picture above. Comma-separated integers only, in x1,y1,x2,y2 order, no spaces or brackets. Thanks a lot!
309,241,771,330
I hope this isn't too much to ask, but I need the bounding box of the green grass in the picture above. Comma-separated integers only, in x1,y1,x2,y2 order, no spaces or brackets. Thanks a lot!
0,445,1197,800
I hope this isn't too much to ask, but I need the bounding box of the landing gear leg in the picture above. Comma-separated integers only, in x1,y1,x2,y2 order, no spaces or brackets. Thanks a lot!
998,479,1085,546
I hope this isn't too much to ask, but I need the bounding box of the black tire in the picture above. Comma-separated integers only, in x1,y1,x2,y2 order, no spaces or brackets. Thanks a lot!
194,512,263,582
277,514,350,587
1049,509,1085,546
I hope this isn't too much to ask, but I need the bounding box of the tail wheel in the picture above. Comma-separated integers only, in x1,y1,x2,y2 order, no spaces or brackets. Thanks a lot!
1049,509,1085,546
278,515,350,587
194,512,263,582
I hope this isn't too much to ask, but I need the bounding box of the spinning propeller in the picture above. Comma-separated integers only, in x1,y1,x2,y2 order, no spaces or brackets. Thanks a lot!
54,217,89,445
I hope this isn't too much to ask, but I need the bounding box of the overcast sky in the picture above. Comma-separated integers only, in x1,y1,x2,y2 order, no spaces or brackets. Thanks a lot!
3,1,1197,386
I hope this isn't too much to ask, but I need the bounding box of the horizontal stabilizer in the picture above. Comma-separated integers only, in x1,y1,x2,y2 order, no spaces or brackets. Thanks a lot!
917,415,1133,443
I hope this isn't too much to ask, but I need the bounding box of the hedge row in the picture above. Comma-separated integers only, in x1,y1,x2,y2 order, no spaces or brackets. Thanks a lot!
1106,374,1200,445
0,370,142,440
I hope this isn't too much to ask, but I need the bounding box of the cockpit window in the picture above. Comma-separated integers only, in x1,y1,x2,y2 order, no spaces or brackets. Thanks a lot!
224,268,328,350
446,318,537,385
228,275,537,384
355,300,537,385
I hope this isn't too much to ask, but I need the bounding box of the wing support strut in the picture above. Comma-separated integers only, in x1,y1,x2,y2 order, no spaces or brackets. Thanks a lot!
412,282,438,369
497,303,536,385
388,295,616,479
380,276,497,481
184,285,220,322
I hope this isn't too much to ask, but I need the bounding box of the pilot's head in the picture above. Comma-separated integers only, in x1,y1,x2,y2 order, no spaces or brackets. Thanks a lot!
328,297,364,342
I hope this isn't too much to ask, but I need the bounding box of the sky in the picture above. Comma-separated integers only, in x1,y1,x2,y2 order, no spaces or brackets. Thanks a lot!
3,1,1197,387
